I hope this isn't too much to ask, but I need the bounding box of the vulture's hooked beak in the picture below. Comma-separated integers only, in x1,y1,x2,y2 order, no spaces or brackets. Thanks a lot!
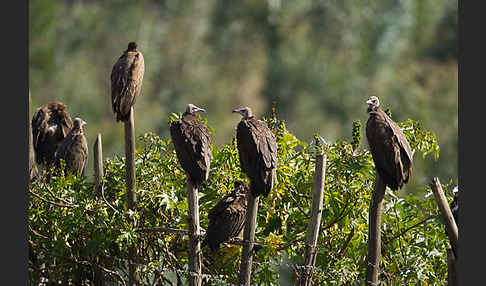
366,99,373,105
232,108,243,114
82,120,87,126
195,107,206,113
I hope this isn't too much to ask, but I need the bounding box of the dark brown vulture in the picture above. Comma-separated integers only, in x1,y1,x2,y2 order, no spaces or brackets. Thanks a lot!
55,117,89,176
170,104,212,189
232,107,278,197
110,41,145,122
365,96,413,190
202,180,248,253
31,102,73,168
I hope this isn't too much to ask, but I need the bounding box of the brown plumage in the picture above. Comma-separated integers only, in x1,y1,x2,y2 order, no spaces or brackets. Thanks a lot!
31,102,73,168
170,104,213,189
55,118,89,176
202,180,248,253
233,107,278,197
365,96,413,190
110,41,145,122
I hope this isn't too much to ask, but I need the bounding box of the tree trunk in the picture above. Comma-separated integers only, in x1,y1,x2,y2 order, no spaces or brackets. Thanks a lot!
93,134,104,199
187,179,202,286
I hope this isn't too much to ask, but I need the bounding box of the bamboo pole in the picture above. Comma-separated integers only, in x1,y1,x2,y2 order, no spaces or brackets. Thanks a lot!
238,192,260,286
124,108,139,286
365,173,386,286
93,134,104,199
187,179,202,286
297,151,327,286
429,177,458,254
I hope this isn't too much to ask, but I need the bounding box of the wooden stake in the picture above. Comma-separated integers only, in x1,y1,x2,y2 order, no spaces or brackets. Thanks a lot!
124,108,139,286
238,192,260,286
187,179,202,286
429,177,458,254
297,152,327,286
447,248,457,286
28,89,36,183
93,134,104,199
365,173,386,286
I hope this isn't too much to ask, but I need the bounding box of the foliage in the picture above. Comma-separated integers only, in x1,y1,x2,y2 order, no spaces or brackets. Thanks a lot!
29,114,454,285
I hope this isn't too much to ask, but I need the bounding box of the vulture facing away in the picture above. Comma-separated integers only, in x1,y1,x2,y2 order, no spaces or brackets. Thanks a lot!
170,104,213,189
233,107,278,197
365,96,413,190
31,102,73,168
110,41,145,122
202,180,248,253
55,117,89,176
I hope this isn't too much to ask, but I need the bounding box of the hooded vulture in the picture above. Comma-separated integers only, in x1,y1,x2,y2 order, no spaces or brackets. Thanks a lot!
31,102,73,168
110,41,145,122
55,117,89,176
170,104,212,189
202,180,248,253
233,107,277,197
365,96,413,190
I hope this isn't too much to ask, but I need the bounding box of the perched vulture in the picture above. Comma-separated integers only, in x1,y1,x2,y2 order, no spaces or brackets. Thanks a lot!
55,117,89,176
170,104,212,189
233,107,278,197
202,180,248,253
31,102,73,168
365,96,413,190
110,41,145,122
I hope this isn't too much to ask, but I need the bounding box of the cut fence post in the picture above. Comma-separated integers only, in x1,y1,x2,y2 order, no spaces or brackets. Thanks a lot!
447,248,457,286
238,192,260,286
365,173,386,286
93,134,104,199
187,179,202,286
124,107,139,286
297,150,327,286
28,89,36,183
429,177,458,255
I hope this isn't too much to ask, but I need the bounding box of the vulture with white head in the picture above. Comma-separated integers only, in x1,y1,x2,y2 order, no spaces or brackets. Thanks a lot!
55,117,89,176
110,41,145,122
233,107,277,197
31,102,73,168
202,180,248,253
365,96,413,190
170,104,213,189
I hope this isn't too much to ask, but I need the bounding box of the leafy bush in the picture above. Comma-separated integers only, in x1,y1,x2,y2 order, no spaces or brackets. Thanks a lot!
29,114,452,285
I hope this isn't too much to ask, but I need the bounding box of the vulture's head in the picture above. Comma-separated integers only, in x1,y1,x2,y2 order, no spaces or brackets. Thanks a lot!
366,96,380,112
185,104,206,114
232,107,253,119
127,42,138,52
72,117,87,132
233,180,248,195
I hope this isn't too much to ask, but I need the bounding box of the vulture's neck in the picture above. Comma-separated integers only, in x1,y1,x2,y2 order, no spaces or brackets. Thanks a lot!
367,106,379,114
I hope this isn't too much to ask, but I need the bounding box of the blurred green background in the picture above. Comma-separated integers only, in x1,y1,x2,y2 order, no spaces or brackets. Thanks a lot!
29,0,457,192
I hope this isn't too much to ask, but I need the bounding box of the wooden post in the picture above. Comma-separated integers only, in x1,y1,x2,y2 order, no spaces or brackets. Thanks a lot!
124,107,139,286
238,192,260,286
93,134,104,199
429,177,458,254
187,179,202,286
297,151,327,286
447,248,457,286
28,89,36,182
365,173,386,286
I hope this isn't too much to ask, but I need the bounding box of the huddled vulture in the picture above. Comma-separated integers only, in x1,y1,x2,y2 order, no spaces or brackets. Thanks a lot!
233,107,278,197
170,104,213,189
202,180,248,253
55,117,89,176
110,41,145,122
365,96,413,190
31,102,73,168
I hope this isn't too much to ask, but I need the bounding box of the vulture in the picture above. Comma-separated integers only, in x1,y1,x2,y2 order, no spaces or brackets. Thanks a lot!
170,104,213,189
232,107,278,197
202,180,248,253
31,102,73,168
110,41,145,122
55,117,89,176
366,96,413,190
